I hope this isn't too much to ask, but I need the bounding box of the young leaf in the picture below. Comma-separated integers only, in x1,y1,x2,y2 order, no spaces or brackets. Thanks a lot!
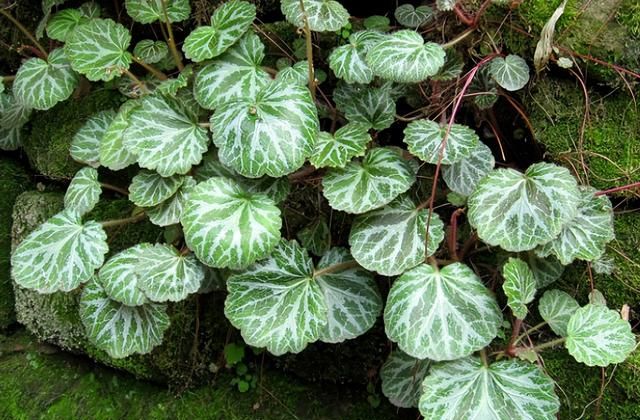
182,0,256,62
442,141,495,196
13,48,79,111
297,218,331,256
526,252,564,288
337,85,396,130
536,187,615,265
280,0,350,32
124,93,210,176
129,170,185,208
147,177,196,227
46,9,87,42
502,258,536,320
193,31,271,110
468,162,580,252
275,60,309,86
11,209,108,293
403,119,479,165
64,167,102,216
133,39,169,64
211,78,319,178
419,357,560,419
538,289,579,337
98,244,151,306
394,4,433,28
70,110,117,168
384,263,502,361
65,18,133,81
566,304,636,367
322,147,417,214
349,195,444,276
100,100,140,171
380,350,431,408
366,30,445,83
125,0,191,24
156,65,193,97
328,30,384,84
80,279,170,358
181,177,282,269
136,243,205,302
489,55,530,91
309,123,371,168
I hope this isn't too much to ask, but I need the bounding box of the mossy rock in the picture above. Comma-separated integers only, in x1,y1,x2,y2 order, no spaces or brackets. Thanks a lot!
22,89,124,179
526,78,640,195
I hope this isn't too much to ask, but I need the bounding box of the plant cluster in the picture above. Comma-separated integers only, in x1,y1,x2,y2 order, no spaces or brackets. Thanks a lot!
1,0,636,417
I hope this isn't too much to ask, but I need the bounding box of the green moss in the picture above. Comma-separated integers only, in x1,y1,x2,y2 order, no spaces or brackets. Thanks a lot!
22,89,123,179
516,0,579,31
526,78,640,194
617,0,640,38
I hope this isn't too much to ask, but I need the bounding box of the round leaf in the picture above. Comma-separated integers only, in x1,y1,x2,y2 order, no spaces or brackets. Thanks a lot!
64,167,101,216
337,85,396,130
70,110,116,168
133,39,169,64
403,119,479,165
538,289,579,337
489,55,530,91
309,123,371,169
281,0,350,32
100,100,140,171
125,0,190,24
98,244,152,306
46,9,87,42
442,141,495,196
380,350,430,408
394,4,433,28
502,257,536,320
146,177,196,227
128,170,185,208
328,30,383,84
526,252,564,288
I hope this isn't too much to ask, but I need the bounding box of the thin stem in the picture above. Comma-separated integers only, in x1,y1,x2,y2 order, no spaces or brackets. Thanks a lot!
131,56,168,80
529,337,566,353
161,0,184,71
505,318,523,356
2,75,15,82
122,69,150,93
595,181,640,196
448,208,465,261
100,182,128,196
313,260,359,278
0,8,48,59
198,122,211,128
479,349,489,367
442,27,475,49
453,4,474,26
100,212,146,228
458,233,478,261
513,321,548,346
298,0,316,100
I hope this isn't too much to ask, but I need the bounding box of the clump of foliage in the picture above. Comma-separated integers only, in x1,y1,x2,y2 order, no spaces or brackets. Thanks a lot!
1,0,636,418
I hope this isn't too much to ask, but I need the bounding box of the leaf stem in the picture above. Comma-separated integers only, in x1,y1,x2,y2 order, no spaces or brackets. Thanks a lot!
122,69,150,93
100,182,129,197
161,0,184,71
131,56,169,80
513,321,548,346
442,27,476,49
480,348,489,367
529,337,566,353
298,0,316,100
0,8,48,59
2,75,15,82
448,208,465,261
100,212,146,228
312,260,359,277
595,181,640,196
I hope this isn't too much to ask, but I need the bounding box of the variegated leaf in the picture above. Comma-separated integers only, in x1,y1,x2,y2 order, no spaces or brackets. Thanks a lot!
182,0,256,62
70,110,116,168
124,93,210,176
13,48,79,111
349,195,444,276
328,30,384,84
211,78,319,178
338,85,396,130
322,147,417,214
538,289,579,337
468,163,580,252
181,176,282,269
309,123,371,168
100,100,140,171
419,357,560,419
129,170,185,207
442,141,495,196
79,2,101,17
280,0,350,32
526,252,564,288
366,30,445,83
193,31,271,110
0,92,32,151
133,39,169,64
394,4,433,28
156,65,193,96
275,60,309,86
11,209,108,293
98,244,152,306
502,257,536,320
80,278,170,358
384,262,501,361
65,18,132,81
403,119,478,165
435,0,456,11
380,350,431,408
64,167,101,216
46,9,88,42
146,177,196,226
297,217,331,256
489,55,530,91
125,0,191,23
36,0,69,39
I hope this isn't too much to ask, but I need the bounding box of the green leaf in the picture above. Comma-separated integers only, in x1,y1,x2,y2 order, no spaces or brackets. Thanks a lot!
322,147,417,214
98,244,151,306
124,93,210,176
0,126,23,151
156,65,193,97
384,262,502,361
538,289,579,337
315,247,382,343
394,4,433,28
80,279,170,358
502,258,536,320
0,93,32,151
181,177,282,269
11,209,108,293
297,218,331,256
380,350,430,408
64,167,101,216
363,15,390,31
79,2,101,17
337,85,396,130
419,357,560,419
328,30,383,84
537,187,615,265
46,9,88,42
435,0,456,11
193,31,271,110
70,110,117,168
65,18,133,82
442,141,494,196
489,55,530,91
309,123,371,168
280,0,350,32
403,119,478,165
468,162,580,252
211,78,319,178
129,170,185,207
566,304,636,367
182,0,256,62
349,195,444,276
136,243,205,302
147,177,196,227
224,342,245,365
36,0,69,39
526,252,564,288
13,48,79,111
366,30,445,83
100,100,140,171
432,52,464,81
125,0,190,24
133,39,169,64
275,60,309,86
